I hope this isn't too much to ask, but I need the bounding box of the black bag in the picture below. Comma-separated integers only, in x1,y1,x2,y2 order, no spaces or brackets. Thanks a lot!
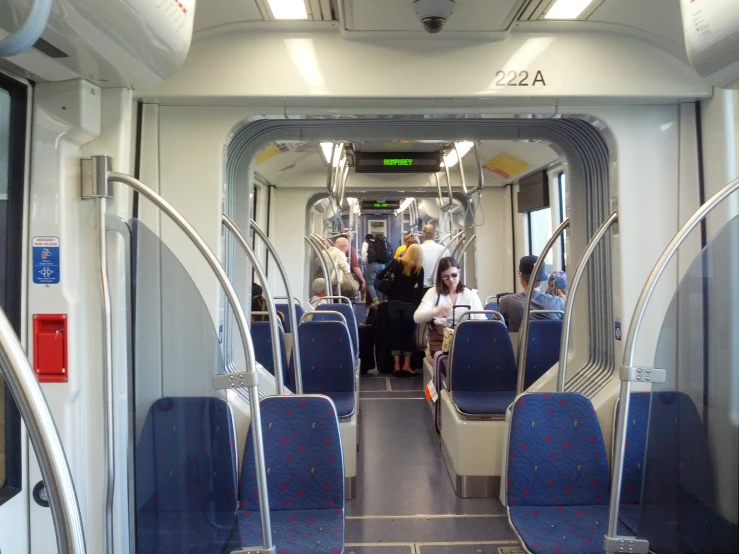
372,302,395,374
365,303,378,325
358,324,375,373
374,234,393,264
377,260,396,296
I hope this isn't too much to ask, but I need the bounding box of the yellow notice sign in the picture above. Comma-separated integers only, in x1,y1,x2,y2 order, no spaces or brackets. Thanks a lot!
255,144,283,165
483,152,530,179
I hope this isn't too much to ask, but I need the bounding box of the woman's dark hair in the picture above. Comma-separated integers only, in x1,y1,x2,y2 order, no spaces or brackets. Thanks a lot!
435,257,466,295
365,233,373,241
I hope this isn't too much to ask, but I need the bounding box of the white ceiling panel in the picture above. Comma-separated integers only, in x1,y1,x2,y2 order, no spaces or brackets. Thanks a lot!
588,0,684,46
344,0,524,32
194,0,264,32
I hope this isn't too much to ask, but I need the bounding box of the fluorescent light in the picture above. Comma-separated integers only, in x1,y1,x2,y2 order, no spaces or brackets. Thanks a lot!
398,198,414,212
443,141,474,168
267,0,308,20
544,0,595,20
319,142,343,167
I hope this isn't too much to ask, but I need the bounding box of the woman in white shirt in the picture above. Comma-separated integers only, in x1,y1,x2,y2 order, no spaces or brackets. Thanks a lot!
414,257,485,359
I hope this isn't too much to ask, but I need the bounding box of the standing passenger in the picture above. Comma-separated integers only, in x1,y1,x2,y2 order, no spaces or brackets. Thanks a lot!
419,224,448,295
366,233,392,305
414,257,485,360
378,244,425,376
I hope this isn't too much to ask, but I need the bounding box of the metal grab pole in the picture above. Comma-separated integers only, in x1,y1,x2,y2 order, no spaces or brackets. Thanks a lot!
606,176,739,552
0,308,86,553
305,236,334,298
454,143,468,195
223,216,285,394
251,220,303,394
432,231,463,286
81,155,115,553
516,218,570,395
457,234,477,281
557,212,618,393
472,142,484,194
106,168,274,551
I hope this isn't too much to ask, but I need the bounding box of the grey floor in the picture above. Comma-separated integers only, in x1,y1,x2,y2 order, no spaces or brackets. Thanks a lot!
346,373,519,554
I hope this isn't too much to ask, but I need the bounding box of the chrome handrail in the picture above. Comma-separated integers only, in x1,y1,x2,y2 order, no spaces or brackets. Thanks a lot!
305,235,334,298
311,233,342,297
106,168,274,550
454,142,468,195
516,218,570,395
223,216,285,394
558,212,618,392
607,176,739,552
251,223,303,393
0,307,86,553
457,234,477,282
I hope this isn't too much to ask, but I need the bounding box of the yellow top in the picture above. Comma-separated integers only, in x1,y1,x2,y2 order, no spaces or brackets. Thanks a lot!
394,245,406,258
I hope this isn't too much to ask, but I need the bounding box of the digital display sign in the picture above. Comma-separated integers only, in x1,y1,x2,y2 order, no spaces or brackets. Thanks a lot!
361,200,401,212
355,152,442,173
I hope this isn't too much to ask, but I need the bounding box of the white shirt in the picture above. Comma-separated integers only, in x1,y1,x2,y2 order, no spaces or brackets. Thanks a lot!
361,241,369,265
420,240,449,287
327,246,352,279
413,287,485,327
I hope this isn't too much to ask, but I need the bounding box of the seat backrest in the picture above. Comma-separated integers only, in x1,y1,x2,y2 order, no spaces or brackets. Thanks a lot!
618,391,714,506
507,392,609,507
484,301,498,317
240,395,344,512
275,303,304,334
317,303,358,357
251,321,289,386
136,397,238,522
297,320,355,393
450,320,517,392
524,319,562,389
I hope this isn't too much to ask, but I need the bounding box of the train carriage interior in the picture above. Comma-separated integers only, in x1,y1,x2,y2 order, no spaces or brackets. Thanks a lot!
0,0,738,553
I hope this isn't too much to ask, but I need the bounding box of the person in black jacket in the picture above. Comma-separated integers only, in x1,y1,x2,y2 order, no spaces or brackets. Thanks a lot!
378,244,424,376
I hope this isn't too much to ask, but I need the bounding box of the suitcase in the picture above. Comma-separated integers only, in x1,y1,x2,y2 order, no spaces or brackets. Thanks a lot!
372,302,395,374
358,323,375,373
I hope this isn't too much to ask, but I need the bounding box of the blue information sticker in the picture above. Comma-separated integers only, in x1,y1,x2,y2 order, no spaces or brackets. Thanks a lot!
615,318,622,341
32,236,60,285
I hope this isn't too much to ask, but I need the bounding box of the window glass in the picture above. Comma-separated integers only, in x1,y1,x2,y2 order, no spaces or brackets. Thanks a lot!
0,88,10,488
529,207,553,271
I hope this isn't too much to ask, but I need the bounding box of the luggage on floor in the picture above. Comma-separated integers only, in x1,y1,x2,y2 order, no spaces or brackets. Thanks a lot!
372,302,395,374
358,323,375,373
365,302,377,325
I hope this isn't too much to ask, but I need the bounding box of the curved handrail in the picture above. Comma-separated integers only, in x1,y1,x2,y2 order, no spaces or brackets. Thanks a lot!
311,234,342,297
457,234,477,281
273,296,303,307
251,222,303,393
472,142,484,195
223,216,285,394
0,308,86,553
516,218,570,395
0,0,52,57
608,176,739,545
457,309,505,322
431,231,464,286
444,163,454,208
557,212,618,393
299,310,349,328
304,236,334,298
108,170,274,549
316,296,352,305
454,143,468,195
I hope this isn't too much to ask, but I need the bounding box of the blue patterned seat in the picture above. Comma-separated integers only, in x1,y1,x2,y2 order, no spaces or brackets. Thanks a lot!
523,320,562,389
234,395,345,554
316,303,359,363
252,321,290,386
135,397,238,554
297,320,356,418
276,303,304,334
507,392,611,554
615,392,738,552
484,301,498,317
449,320,517,416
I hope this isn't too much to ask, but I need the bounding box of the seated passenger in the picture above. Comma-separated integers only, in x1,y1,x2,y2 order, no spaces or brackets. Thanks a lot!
307,277,327,310
547,270,568,301
378,243,425,376
498,255,565,332
251,282,285,324
414,257,485,360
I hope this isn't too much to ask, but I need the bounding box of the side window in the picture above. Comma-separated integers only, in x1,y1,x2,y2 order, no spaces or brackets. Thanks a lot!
0,73,27,504
558,172,567,270
527,207,553,272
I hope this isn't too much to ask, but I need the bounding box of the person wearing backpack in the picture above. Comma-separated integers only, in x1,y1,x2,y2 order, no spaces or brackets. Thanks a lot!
366,232,393,304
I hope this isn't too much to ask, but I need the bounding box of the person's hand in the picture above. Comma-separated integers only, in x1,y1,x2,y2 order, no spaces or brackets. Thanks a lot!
557,290,567,301
437,305,452,317
360,281,366,292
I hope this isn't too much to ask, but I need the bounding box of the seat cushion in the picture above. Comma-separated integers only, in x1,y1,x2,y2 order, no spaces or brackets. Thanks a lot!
509,505,629,554
324,391,355,418
452,391,516,415
238,509,344,554
137,511,236,554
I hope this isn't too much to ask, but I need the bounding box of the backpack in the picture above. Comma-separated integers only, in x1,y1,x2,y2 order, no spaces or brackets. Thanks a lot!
371,234,392,264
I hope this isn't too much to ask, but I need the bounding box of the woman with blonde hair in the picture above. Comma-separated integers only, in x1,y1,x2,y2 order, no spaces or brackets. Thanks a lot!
378,243,425,376
395,232,419,259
